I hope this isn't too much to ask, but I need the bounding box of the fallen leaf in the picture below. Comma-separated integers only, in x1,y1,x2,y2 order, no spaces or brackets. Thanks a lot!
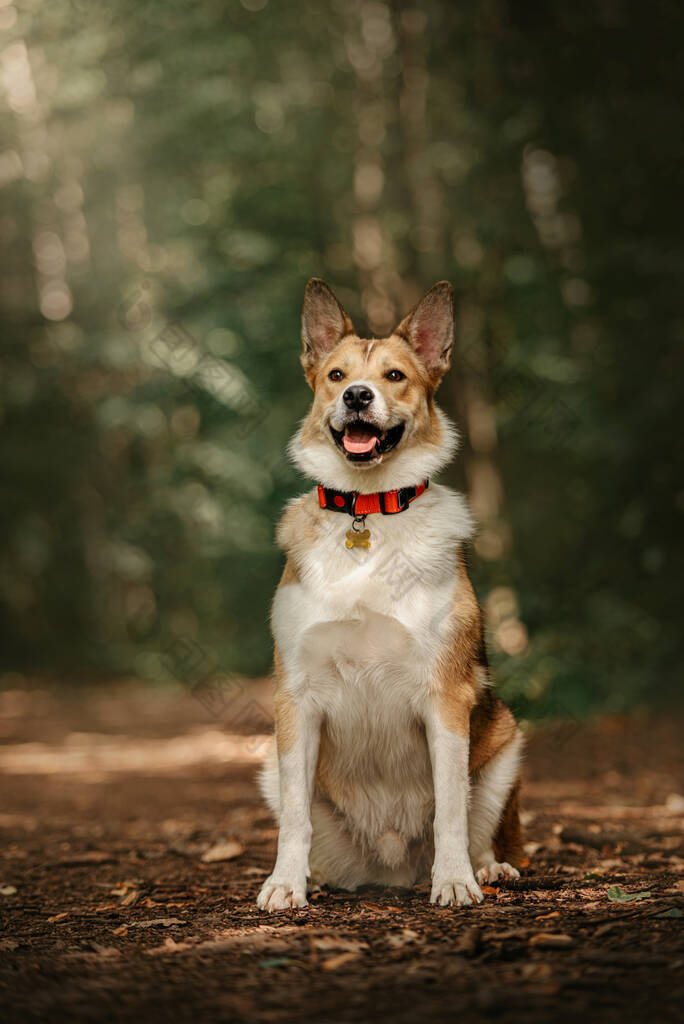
488,929,529,941
86,944,120,958
144,939,193,956
481,885,499,896
201,841,244,863
258,957,291,969
655,908,682,919
321,951,361,971
169,841,207,858
129,918,184,928
386,929,419,949
361,901,404,913
313,936,368,953
58,851,114,866
0,886,17,896
110,880,142,896
112,925,128,936
594,923,616,938
47,912,69,923
520,962,553,981
529,933,574,948
119,890,139,908
535,910,561,921
606,885,651,903
455,926,481,957
535,982,562,997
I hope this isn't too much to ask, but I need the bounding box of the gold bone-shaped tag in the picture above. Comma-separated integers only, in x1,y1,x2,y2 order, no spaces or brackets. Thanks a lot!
345,528,371,550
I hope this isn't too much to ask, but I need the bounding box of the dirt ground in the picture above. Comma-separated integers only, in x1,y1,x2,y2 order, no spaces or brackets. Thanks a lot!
0,682,682,1024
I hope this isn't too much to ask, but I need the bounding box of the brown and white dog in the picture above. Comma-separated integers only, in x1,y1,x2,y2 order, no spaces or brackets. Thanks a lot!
257,279,523,912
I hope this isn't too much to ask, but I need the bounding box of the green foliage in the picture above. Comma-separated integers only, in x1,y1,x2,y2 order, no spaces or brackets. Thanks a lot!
0,1,682,713
606,886,652,904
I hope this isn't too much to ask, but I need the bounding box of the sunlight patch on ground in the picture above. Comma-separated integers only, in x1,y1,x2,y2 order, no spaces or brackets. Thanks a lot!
0,728,270,778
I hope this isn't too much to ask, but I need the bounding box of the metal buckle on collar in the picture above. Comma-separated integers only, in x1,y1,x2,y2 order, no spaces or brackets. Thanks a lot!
395,487,411,512
378,487,411,515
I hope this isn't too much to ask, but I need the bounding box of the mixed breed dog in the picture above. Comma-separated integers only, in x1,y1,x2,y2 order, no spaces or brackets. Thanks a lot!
257,279,523,911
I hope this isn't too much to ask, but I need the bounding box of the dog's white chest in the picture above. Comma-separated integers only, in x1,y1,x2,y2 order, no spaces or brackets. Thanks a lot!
275,528,439,695
273,486,473,690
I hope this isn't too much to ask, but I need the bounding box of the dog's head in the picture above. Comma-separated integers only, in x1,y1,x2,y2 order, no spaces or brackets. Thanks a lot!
289,279,459,492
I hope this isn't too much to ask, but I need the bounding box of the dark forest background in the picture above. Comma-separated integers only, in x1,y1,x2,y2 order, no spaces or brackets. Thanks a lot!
1,0,682,717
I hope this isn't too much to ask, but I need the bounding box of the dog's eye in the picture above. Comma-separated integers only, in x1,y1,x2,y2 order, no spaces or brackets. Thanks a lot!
385,369,406,382
328,369,345,382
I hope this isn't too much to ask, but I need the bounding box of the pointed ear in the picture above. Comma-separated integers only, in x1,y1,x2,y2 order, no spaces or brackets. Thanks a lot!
395,281,454,382
301,278,354,374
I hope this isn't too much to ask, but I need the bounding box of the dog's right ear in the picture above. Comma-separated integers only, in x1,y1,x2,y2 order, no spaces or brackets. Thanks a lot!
301,278,354,379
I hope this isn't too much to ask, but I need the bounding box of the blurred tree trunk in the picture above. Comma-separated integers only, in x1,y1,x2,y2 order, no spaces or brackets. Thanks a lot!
348,0,400,335
394,2,511,565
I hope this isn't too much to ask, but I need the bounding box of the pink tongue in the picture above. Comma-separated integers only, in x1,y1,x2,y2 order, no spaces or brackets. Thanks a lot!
343,428,379,454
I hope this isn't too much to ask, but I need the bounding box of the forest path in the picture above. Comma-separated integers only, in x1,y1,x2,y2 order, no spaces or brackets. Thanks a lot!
0,684,682,1023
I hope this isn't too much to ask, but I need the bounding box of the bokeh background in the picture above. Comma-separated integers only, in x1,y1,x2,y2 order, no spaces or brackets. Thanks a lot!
1,0,682,718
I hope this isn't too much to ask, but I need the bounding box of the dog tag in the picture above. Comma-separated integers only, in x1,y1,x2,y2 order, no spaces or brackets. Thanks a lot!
345,528,371,550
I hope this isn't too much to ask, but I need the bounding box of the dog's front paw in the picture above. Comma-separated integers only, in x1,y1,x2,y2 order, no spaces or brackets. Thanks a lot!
430,873,484,907
256,876,308,912
475,861,520,885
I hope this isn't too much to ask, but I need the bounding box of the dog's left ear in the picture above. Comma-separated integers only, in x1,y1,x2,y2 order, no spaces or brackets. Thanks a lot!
301,278,354,378
395,281,454,383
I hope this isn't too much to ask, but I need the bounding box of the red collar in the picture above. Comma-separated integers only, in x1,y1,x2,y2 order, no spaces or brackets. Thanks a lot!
317,480,428,516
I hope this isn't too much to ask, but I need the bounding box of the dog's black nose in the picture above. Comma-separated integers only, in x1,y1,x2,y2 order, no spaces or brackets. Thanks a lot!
343,384,374,411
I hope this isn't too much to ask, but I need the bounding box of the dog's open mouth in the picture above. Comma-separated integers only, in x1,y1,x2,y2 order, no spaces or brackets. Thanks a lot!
329,420,405,462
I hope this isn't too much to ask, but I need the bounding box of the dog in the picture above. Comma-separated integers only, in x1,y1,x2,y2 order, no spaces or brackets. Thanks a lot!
257,278,523,912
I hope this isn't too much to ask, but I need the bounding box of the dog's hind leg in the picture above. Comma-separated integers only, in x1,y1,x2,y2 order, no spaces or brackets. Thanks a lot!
468,728,524,884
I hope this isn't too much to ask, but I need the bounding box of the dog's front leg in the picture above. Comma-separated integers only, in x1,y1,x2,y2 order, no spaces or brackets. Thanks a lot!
426,704,483,907
257,693,321,912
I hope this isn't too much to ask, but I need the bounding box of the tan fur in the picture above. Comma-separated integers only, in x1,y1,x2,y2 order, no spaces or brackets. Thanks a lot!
434,550,484,735
315,721,358,807
299,332,440,455
275,492,323,575
493,783,523,865
278,558,300,588
273,646,298,756
469,689,519,775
